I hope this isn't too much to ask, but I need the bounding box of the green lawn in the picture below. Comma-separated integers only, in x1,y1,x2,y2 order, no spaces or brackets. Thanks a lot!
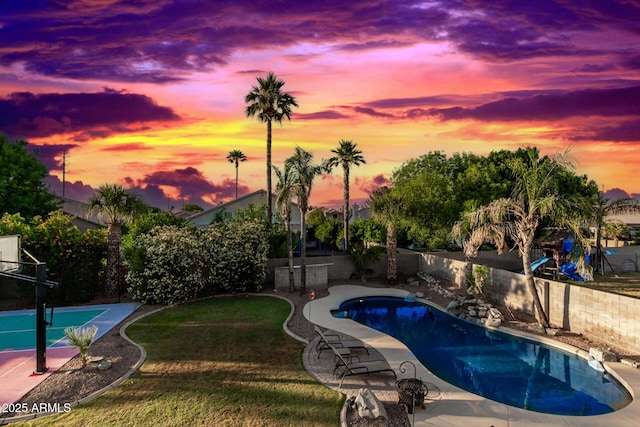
18,297,343,426
575,271,640,299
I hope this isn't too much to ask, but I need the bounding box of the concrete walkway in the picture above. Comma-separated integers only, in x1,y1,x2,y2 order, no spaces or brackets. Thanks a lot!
303,285,640,427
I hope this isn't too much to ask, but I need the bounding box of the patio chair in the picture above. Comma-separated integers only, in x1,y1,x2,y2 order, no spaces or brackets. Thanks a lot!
330,344,397,388
314,325,370,359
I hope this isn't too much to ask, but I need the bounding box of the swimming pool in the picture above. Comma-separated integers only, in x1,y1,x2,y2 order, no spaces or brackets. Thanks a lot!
336,296,632,416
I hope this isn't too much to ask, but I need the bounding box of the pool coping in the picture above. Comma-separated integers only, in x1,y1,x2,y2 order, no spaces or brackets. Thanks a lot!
304,285,640,427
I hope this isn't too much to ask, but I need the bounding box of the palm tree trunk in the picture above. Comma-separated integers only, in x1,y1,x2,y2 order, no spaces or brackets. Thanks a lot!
522,248,550,328
235,162,239,199
266,119,273,224
300,205,307,295
106,223,122,298
286,213,295,292
343,165,349,252
387,222,397,285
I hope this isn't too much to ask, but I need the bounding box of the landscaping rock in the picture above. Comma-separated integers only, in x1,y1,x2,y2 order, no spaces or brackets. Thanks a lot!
97,360,112,371
353,388,387,425
485,318,502,327
589,347,619,362
446,301,460,311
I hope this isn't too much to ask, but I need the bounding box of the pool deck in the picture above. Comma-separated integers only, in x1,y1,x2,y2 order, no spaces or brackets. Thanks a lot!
0,303,141,407
304,285,640,427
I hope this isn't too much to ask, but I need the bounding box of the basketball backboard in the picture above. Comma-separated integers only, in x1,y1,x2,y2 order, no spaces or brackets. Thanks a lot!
0,234,21,273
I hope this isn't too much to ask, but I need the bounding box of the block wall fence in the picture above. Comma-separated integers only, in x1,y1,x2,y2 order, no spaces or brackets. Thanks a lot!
418,252,640,355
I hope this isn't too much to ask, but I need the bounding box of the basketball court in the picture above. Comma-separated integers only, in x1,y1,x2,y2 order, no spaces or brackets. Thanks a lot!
0,302,141,406
0,234,142,406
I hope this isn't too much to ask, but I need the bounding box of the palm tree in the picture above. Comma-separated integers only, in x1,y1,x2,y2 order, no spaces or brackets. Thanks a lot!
590,193,640,273
324,140,365,252
286,146,323,295
88,184,145,298
245,72,299,224
226,149,247,199
462,148,583,328
274,163,296,293
369,186,405,285
452,209,508,293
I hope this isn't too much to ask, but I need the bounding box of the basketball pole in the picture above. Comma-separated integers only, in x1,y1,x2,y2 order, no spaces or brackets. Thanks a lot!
35,262,48,374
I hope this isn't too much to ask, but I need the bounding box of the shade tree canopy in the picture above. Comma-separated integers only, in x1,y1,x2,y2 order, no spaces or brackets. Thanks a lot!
0,136,59,217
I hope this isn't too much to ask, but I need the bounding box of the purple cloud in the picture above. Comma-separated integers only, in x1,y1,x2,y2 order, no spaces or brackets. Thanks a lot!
2,1,639,83
29,143,78,172
428,86,640,122
570,120,640,143
356,174,391,194
0,89,180,139
295,110,351,120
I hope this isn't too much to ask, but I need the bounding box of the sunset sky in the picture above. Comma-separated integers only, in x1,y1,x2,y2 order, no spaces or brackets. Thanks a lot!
1,1,639,210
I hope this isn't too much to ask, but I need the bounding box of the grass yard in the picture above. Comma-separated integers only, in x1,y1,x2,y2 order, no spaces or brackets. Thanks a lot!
575,271,640,299
18,296,343,426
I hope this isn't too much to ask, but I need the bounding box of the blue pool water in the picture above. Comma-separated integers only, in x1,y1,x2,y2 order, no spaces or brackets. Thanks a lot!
336,296,632,416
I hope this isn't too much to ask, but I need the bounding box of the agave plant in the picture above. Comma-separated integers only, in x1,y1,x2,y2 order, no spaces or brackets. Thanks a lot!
64,325,99,367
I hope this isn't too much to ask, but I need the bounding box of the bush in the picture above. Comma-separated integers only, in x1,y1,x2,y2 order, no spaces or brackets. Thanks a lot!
0,211,107,305
125,226,208,304
125,220,269,304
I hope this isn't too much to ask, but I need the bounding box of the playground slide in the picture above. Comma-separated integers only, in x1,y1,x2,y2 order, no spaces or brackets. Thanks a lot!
521,256,551,274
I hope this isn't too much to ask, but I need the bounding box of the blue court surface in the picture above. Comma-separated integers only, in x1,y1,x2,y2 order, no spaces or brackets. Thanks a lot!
0,303,140,352
0,303,141,407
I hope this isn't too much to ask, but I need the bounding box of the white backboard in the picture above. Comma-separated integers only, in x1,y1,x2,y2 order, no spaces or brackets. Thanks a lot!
0,234,21,273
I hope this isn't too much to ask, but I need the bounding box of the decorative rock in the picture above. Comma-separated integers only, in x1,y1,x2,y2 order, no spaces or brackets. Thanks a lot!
478,309,487,318
589,347,619,362
415,291,425,298
488,308,504,320
353,388,387,423
545,328,560,336
97,360,112,371
468,309,477,317
88,356,104,364
464,299,477,305
446,301,459,311
485,318,502,327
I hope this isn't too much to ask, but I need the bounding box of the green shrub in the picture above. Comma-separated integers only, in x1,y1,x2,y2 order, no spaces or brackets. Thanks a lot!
125,220,269,304
64,325,98,366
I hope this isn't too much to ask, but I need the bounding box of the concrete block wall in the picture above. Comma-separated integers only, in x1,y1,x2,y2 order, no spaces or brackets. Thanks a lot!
266,252,420,284
419,252,640,355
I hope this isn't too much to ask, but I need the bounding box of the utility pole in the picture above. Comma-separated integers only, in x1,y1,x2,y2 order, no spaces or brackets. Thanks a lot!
62,149,67,199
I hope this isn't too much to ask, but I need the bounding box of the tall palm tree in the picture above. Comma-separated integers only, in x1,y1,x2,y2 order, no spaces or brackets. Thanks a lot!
88,184,145,298
369,186,405,285
245,72,298,224
324,139,365,252
590,193,640,273
274,163,297,293
226,149,247,199
286,146,323,295
463,148,583,328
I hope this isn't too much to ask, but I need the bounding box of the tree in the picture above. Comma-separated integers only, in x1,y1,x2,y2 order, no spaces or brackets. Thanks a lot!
226,149,247,199
245,72,299,224
274,163,297,292
462,148,588,328
0,136,59,217
88,184,145,298
286,147,323,294
369,186,406,285
324,140,365,252
590,193,640,272
182,203,203,213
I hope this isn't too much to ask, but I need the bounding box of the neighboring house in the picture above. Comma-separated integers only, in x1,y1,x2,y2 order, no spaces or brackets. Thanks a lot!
320,203,371,223
188,190,302,229
61,198,105,231
606,213,640,241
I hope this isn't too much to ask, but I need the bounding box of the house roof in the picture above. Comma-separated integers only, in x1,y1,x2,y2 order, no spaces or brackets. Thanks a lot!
61,198,106,227
187,189,269,221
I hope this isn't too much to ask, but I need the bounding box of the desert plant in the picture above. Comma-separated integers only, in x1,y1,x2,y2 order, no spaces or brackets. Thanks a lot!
466,265,490,299
64,325,99,367
350,243,385,283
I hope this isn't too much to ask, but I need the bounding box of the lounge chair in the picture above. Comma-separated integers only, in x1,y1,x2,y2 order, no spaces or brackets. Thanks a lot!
330,344,397,387
314,325,369,359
